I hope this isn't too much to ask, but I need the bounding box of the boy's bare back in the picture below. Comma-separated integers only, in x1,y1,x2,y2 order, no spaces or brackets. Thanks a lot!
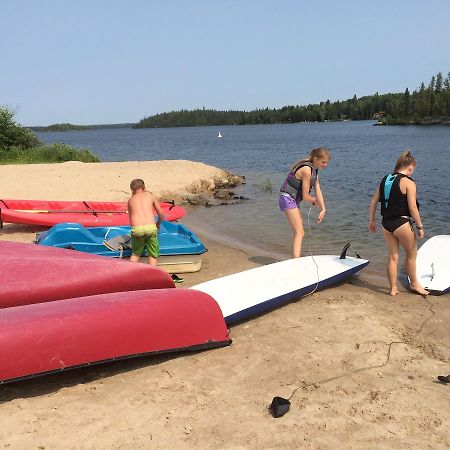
128,191,155,227
128,179,164,227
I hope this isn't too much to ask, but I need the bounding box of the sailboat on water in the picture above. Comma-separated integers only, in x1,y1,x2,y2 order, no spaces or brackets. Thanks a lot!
217,131,223,138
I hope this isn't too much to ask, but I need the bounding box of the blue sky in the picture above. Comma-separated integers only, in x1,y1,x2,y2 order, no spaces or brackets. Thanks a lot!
2,0,449,126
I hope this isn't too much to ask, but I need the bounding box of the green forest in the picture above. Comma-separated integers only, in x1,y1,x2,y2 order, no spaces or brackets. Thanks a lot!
136,71,450,128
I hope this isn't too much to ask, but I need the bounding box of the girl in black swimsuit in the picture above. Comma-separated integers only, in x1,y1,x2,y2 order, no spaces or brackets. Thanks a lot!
381,216,413,234
369,150,428,297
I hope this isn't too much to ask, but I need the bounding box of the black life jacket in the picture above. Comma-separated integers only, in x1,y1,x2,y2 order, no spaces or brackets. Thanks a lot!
379,172,418,218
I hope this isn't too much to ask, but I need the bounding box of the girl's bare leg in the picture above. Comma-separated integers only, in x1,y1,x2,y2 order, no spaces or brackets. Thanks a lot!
284,207,304,258
394,223,429,296
382,228,400,296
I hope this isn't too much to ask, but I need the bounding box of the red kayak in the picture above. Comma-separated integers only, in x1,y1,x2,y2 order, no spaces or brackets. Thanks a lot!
0,240,175,308
0,199,185,227
0,288,231,383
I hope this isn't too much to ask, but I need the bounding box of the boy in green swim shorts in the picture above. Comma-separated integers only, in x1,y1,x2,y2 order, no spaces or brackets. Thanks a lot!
128,179,165,266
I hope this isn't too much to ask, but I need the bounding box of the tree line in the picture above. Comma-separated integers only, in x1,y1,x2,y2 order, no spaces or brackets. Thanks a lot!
136,71,450,128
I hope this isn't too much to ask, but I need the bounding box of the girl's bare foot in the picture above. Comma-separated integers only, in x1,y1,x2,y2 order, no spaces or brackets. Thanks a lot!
390,287,399,296
409,282,429,296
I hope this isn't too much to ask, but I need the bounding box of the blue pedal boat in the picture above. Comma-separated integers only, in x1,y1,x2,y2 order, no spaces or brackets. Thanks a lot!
36,222,207,273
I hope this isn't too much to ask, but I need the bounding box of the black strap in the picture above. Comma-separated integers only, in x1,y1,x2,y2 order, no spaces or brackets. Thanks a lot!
83,201,98,216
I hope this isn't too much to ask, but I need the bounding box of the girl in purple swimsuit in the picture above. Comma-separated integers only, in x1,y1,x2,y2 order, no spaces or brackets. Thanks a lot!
279,147,330,258
369,150,428,296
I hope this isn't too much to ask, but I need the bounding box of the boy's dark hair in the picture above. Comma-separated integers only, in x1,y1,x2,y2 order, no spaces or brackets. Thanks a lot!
130,179,145,192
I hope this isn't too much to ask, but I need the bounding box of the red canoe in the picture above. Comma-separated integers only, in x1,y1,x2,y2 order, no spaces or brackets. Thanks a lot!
0,288,231,383
0,240,175,309
0,199,185,227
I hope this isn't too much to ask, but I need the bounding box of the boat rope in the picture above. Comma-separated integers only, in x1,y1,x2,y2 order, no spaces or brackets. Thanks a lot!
304,205,320,296
273,212,442,410
283,284,437,404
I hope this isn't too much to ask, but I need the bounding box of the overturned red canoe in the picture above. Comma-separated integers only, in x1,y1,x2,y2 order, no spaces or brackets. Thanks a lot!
0,240,174,309
0,199,185,227
0,289,231,384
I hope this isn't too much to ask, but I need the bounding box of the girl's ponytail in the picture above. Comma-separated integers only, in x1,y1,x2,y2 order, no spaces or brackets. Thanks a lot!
394,150,416,171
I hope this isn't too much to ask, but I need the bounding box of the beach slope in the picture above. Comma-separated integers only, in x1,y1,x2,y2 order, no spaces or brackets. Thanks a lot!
0,161,449,449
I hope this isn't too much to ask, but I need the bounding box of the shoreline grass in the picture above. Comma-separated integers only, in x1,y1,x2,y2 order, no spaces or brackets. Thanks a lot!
0,143,100,164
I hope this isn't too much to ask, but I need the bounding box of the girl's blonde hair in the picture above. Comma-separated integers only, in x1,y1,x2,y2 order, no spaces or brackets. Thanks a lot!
291,147,330,170
394,150,416,172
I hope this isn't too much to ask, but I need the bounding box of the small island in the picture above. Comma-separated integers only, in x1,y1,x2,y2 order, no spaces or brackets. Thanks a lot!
31,123,135,132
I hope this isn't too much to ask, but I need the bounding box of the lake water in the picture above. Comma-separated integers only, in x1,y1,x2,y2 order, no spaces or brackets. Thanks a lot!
37,121,450,281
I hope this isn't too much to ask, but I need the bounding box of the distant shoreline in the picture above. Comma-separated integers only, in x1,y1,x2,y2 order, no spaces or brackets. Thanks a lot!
29,123,135,132
30,118,450,132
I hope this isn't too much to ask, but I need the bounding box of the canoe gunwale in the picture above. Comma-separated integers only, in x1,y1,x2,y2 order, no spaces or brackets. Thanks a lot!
0,338,231,385
0,199,185,226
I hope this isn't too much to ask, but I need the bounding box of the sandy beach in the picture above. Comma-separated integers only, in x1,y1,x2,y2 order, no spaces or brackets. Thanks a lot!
0,161,449,449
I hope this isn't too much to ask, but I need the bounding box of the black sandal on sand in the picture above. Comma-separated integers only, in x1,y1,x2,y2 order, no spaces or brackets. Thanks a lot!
171,274,184,283
437,375,450,384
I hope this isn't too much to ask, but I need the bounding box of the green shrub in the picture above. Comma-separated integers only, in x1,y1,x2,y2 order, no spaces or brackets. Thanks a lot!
0,107,41,149
0,106,100,163
0,143,100,164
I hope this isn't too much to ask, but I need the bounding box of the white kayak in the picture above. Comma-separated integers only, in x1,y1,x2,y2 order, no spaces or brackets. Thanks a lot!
416,235,450,295
191,244,369,324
